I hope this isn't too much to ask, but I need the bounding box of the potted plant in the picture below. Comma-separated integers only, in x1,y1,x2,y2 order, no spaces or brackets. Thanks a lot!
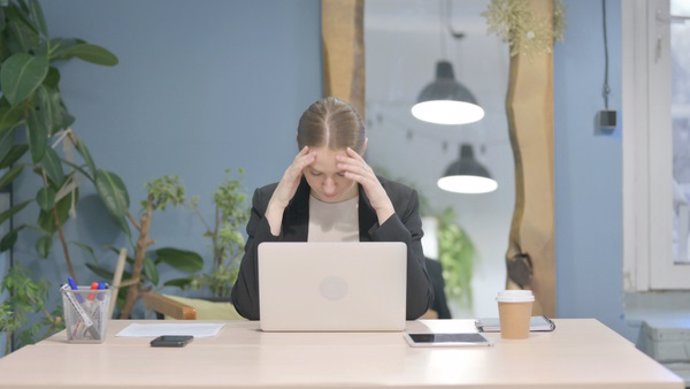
187,168,248,299
0,0,126,350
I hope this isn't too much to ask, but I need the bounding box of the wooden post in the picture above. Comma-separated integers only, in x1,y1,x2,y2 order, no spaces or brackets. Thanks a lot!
321,0,365,118
505,0,556,317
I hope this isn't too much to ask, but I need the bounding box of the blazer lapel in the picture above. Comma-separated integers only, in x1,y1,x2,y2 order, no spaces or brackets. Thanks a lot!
282,178,379,242
281,178,310,241
358,185,377,242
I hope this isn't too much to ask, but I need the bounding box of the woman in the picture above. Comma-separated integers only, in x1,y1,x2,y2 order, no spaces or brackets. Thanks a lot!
231,97,433,320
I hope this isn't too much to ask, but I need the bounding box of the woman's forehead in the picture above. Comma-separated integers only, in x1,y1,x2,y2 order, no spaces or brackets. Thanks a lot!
311,147,347,171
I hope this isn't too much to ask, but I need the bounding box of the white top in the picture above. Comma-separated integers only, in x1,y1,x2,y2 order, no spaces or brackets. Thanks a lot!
308,195,359,242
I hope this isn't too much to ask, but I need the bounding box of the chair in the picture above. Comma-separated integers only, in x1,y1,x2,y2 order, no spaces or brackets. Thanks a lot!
425,257,452,319
141,292,198,320
141,292,244,320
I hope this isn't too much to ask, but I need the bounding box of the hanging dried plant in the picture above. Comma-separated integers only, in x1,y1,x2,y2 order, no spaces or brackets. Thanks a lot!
482,0,566,57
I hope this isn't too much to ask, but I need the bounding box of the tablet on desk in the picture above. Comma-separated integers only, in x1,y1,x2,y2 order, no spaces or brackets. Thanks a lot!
404,332,493,347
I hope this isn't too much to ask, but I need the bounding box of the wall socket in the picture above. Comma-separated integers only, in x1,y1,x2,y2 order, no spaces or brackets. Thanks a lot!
598,110,617,130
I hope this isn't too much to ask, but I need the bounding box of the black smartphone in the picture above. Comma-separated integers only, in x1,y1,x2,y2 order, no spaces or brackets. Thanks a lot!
404,332,492,347
150,335,194,347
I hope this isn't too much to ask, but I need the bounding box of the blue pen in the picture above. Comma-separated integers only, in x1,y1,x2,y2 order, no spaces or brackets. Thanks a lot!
67,277,84,303
97,281,107,301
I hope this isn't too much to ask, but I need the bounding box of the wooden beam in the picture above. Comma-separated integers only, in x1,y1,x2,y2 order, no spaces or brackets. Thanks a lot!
321,0,365,118
505,0,556,317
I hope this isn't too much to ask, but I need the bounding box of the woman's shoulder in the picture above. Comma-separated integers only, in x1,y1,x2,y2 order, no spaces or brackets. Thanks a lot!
255,182,279,196
250,182,279,208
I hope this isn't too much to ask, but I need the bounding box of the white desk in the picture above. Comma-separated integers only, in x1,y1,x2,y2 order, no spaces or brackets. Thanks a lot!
0,319,682,388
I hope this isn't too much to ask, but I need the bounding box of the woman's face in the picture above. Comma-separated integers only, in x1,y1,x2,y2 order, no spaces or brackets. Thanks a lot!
304,146,358,203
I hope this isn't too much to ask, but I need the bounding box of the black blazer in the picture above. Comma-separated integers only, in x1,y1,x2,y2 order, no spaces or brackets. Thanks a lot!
231,176,434,320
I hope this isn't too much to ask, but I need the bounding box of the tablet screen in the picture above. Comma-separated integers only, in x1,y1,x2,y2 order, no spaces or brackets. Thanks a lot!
406,332,491,346
409,333,487,343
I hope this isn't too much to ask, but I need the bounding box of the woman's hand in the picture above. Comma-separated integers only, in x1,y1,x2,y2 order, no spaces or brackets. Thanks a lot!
337,147,395,225
266,146,316,235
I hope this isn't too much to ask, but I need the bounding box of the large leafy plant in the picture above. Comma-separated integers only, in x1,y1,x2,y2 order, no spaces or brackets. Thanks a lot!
0,0,206,341
0,0,130,349
0,0,122,277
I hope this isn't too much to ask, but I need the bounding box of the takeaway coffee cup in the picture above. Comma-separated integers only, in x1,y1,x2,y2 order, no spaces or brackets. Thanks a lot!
496,289,534,339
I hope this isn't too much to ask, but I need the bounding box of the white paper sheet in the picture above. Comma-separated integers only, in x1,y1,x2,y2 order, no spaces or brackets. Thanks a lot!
116,323,225,337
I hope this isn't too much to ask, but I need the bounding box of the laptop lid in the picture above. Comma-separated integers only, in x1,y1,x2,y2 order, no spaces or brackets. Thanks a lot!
258,242,407,332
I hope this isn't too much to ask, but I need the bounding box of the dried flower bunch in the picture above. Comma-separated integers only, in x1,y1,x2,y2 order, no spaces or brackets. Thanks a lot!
482,0,565,57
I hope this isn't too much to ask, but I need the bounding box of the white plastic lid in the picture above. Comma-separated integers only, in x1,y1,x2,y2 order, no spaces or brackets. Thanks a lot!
496,289,535,303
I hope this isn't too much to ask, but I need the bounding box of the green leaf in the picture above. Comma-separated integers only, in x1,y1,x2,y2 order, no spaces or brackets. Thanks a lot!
61,110,75,129
26,109,47,163
0,101,25,133
0,144,27,169
33,86,54,134
7,16,39,52
43,67,60,89
46,88,65,133
41,146,65,187
0,199,31,225
74,137,96,176
54,43,118,66
11,1,39,32
49,38,83,59
0,165,23,191
0,53,49,106
113,215,131,238
85,263,114,280
143,257,159,286
35,235,52,258
0,128,13,163
60,157,93,183
163,278,194,289
0,226,24,252
37,188,76,233
35,186,55,211
155,247,204,273
70,241,97,262
27,0,47,37
95,170,129,218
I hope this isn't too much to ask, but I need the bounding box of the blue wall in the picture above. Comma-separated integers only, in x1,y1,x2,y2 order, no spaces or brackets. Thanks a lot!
554,0,633,339
1,0,640,351
5,0,321,331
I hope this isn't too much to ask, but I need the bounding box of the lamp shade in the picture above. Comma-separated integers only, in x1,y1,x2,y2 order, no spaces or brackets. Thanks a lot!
411,61,485,125
437,144,497,194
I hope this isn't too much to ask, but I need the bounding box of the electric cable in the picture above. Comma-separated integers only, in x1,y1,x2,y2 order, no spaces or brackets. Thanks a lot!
602,0,610,109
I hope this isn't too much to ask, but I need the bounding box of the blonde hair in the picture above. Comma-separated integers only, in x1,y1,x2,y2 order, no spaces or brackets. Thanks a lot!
296,97,365,153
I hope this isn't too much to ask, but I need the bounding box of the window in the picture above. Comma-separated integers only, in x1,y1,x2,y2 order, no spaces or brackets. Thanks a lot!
623,0,690,291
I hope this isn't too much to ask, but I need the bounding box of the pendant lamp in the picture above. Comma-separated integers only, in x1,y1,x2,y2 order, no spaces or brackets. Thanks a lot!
437,143,497,194
411,60,485,125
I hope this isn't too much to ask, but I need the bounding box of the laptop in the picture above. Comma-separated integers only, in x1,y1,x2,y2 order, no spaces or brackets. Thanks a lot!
258,241,407,332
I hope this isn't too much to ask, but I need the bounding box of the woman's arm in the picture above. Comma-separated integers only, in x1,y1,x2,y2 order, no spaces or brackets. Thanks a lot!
231,187,279,320
368,189,434,320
